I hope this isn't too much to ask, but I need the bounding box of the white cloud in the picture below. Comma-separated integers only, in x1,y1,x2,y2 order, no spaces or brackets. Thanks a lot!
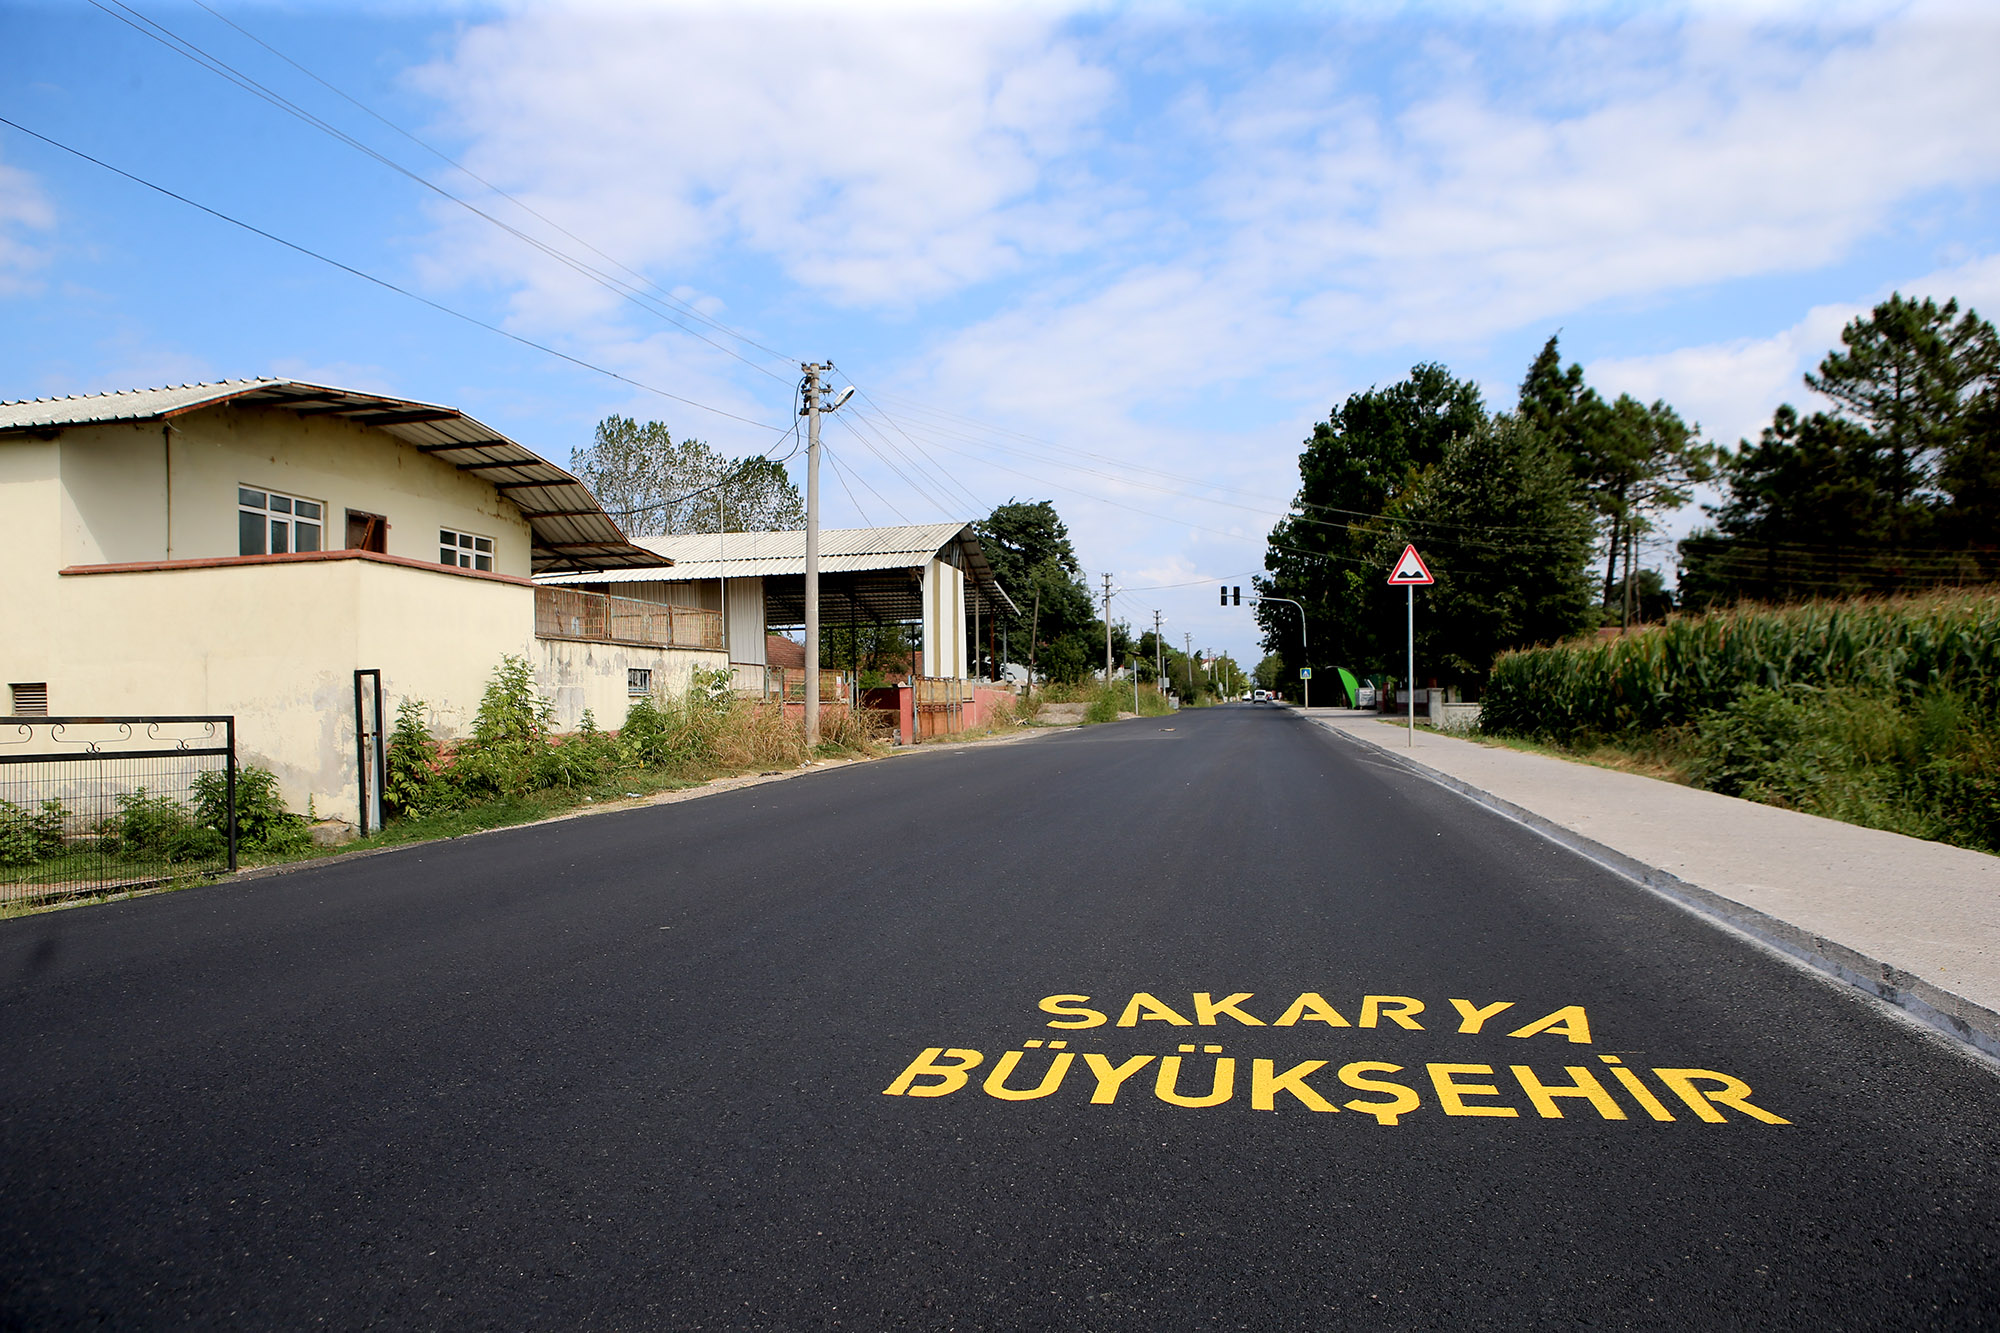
394,3,2000,657
405,6,2000,396
0,156,56,298
1588,250,2000,451
411,7,1114,315
1192,10,2000,348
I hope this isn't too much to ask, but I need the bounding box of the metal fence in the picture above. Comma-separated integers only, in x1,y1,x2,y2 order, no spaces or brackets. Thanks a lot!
765,668,849,703
912,676,966,739
535,587,724,651
0,716,236,904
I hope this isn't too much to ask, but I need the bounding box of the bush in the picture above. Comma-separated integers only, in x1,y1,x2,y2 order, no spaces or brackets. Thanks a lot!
814,700,882,757
1480,590,2000,854
191,766,311,855
109,788,223,864
546,709,625,789
1484,589,2000,743
385,698,461,819
0,798,66,867
1687,685,2000,852
624,670,810,771
454,655,559,798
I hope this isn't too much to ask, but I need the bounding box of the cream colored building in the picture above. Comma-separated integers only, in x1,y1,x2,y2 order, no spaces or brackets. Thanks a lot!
538,523,1015,692
1,379,724,829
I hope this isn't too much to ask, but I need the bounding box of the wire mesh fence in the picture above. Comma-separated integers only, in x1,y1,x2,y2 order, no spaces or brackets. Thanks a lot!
0,717,236,905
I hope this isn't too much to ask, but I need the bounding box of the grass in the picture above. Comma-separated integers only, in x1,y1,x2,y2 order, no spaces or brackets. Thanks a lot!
1022,680,1177,724
1,696,884,919
1471,588,2000,857
1434,724,1695,785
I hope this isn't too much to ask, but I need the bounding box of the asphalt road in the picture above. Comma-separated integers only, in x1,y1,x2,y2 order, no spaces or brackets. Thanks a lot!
3,703,1997,1330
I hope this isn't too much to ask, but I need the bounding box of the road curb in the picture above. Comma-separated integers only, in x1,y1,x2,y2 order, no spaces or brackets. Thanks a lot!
1308,716,2000,1062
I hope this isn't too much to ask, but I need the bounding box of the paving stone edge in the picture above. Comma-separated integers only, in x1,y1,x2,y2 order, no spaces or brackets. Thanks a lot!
1309,716,2000,1063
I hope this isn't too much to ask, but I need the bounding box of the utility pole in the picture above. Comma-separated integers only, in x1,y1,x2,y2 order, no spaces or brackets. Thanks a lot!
1026,586,1041,701
1153,610,1162,693
1184,632,1193,695
1102,573,1114,685
801,363,826,750
797,363,854,749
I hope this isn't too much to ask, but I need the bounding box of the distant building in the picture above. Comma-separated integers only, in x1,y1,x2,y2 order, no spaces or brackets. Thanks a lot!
539,522,1015,694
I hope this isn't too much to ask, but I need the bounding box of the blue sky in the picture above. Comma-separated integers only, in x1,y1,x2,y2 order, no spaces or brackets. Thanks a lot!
5,0,1998,667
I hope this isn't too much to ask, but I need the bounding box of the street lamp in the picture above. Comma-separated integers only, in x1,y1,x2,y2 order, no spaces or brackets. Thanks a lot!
1256,596,1310,708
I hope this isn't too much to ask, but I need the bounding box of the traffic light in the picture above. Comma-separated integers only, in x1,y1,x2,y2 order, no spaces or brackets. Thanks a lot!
1233,586,1241,605
1221,585,1242,606
1220,585,1228,606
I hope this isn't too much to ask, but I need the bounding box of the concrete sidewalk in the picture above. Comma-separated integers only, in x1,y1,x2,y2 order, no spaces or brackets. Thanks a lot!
1297,706,2000,1060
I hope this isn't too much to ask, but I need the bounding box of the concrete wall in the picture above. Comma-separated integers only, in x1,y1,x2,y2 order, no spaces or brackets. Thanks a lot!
0,438,62,705
53,407,534,575
37,557,533,824
536,638,729,732
12,555,726,825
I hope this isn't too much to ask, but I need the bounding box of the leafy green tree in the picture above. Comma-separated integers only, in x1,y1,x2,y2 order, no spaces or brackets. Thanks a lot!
573,415,805,536
1374,414,1597,686
1261,364,1487,681
1252,653,1285,690
1518,336,1716,611
1939,393,2000,578
819,622,913,683
1805,294,2000,531
1679,294,2000,605
1205,652,1247,698
976,500,1098,681
1679,406,1891,605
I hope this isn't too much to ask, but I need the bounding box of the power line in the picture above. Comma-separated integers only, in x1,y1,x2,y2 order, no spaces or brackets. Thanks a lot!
843,403,987,517
836,377,989,516
89,0,795,382
0,115,789,437
818,444,882,527
1120,572,1266,592
828,412,963,522
184,0,796,370
860,394,1581,548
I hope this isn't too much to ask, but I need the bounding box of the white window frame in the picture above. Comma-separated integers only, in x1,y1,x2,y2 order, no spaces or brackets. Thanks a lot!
440,526,495,572
627,668,652,696
238,486,324,556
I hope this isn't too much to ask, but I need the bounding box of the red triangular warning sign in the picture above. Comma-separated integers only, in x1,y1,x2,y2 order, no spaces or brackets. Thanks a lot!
1387,544,1434,585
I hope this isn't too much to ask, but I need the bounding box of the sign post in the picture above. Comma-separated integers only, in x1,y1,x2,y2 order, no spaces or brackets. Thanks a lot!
1386,544,1435,747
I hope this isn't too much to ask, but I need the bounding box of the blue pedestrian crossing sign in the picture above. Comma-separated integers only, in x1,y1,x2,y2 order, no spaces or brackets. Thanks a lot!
1387,544,1435,586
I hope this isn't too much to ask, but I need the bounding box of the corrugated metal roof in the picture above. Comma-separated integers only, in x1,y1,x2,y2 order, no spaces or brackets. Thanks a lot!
539,521,1017,617
0,379,670,574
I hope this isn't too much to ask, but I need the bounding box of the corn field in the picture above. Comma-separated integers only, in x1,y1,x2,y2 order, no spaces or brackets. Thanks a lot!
1482,589,2000,742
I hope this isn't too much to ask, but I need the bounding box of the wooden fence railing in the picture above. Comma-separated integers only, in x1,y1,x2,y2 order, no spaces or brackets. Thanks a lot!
534,587,723,651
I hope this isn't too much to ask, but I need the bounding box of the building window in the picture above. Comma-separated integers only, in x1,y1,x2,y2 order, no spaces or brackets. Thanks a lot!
239,487,323,556
9,683,48,716
440,527,494,572
627,669,652,696
346,510,388,553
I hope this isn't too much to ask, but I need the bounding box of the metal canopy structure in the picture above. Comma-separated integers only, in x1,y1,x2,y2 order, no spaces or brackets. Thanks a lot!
539,522,1017,625
0,379,670,574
